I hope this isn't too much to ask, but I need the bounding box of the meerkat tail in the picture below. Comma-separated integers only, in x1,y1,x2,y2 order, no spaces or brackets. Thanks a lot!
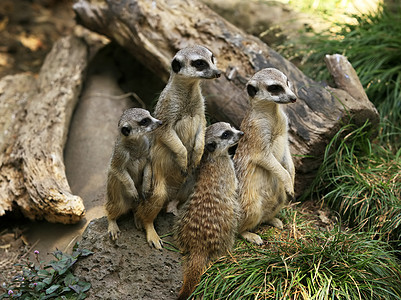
178,252,208,300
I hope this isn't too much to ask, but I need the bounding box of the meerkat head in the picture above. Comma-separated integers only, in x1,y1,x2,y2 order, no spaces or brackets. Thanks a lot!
205,122,244,155
246,68,297,104
171,45,221,79
118,108,162,137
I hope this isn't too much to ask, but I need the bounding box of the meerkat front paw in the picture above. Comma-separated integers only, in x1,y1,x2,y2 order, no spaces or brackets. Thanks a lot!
108,220,120,240
166,200,179,216
268,217,284,230
127,187,139,200
176,151,188,176
286,189,295,202
285,182,295,201
241,231,263,245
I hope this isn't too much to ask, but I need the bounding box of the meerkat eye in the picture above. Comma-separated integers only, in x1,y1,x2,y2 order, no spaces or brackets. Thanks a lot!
138,118,150,126
191,59,208,71
221,130,232,139
121,126,131,136
267,84,284,94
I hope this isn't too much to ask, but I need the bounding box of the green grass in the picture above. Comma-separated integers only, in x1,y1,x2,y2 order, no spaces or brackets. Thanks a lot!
303,121,401,245
280,0,401,245
284,2,401,147
191,204,401,299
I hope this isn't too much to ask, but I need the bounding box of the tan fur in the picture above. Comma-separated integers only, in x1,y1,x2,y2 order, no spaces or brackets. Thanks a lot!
135,45,221,249
105,108,161,240
234,68,297,245
174,122,243,299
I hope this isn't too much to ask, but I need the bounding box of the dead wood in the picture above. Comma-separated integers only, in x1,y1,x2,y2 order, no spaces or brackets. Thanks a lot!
73,0,379,194
0,35,88,224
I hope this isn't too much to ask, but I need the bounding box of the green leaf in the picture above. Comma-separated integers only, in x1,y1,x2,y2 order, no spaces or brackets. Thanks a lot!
69,284,83,294
77,293,87,300
79,249,93,257
62,286,72,293
35,282,47,291
63,273,78,286
37,269,51,277
78,281,91,292
42,276,53,285
46,284,60,294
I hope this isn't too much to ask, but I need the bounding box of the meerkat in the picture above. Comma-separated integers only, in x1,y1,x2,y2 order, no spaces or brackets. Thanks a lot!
135,45,221,249
234,68,297,245
174,122,243,300
105,108,162,240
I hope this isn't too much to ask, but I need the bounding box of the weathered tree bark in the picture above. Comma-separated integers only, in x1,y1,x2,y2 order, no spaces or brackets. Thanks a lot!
0,35,88,223
73,0,379,194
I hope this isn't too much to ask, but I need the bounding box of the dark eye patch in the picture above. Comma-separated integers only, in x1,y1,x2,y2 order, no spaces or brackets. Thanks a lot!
267,84,284,94
138,118,150,126
221,130,232,139
247,84,258,98
191,59,209,71
121,126,131,136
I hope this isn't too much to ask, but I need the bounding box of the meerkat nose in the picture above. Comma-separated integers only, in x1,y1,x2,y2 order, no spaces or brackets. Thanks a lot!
157,120,163,126
290,96,297,103
239,131,244,136
215,70,222,78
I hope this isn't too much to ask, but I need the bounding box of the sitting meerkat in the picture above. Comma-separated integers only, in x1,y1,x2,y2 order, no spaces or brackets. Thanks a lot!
174,122,243,300
135,45,221,250
105,108,162,240
234,68,297,245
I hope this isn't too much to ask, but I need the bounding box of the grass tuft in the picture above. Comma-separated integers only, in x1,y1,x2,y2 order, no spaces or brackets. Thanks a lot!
192,204,401,299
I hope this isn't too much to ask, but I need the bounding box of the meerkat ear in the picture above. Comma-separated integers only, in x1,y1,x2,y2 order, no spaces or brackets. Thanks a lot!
206,141,217,152
121,126,131,137
247,84,258,98
171,58,182,73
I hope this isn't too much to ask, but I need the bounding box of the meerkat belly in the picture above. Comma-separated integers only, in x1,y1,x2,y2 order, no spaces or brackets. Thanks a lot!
238,164,266,228
127,158,147,187
175,115,202,151
271,134,287,165
153,143,184,186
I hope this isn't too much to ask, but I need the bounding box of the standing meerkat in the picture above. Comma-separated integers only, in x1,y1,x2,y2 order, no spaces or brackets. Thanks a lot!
135,45,221,249
174,122,243,300
234,68,297,245
105,108,162,240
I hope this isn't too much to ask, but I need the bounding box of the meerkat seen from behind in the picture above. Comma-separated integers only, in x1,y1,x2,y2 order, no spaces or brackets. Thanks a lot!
105,108,162,240
234,68,297,245
174,122,243,300
135,45,221,249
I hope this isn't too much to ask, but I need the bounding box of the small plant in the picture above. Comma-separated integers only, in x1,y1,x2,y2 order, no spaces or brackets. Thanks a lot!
0,244,93,300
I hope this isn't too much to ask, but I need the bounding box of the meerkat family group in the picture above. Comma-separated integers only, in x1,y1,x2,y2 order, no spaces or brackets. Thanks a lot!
104,45,297,299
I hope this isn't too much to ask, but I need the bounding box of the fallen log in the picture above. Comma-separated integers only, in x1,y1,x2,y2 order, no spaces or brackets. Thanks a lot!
73,0,379,194
0,35,88,223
